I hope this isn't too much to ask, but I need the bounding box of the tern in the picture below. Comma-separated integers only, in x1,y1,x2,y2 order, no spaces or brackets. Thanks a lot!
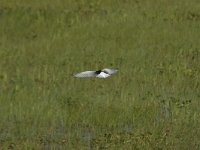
74,68,118,78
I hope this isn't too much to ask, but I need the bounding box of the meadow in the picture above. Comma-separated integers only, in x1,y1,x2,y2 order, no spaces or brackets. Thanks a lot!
0,0,200,149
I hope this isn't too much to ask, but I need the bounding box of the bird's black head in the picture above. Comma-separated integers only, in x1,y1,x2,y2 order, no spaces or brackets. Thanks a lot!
95,70,102,74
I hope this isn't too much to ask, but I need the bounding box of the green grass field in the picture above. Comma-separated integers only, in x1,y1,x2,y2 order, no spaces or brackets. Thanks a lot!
0,0,200,149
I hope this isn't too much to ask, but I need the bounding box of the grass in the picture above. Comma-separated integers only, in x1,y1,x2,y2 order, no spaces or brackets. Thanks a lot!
0,0,200,149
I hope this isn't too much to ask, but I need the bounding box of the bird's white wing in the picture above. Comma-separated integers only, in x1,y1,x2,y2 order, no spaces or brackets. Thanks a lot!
74,71,97,78
102,68,118,74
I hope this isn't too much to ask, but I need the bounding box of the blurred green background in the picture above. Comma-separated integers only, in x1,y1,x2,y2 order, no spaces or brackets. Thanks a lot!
0,0,200,149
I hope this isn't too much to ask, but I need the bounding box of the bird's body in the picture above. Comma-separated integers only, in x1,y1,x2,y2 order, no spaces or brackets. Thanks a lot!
74,68,118,78
96,71,110,78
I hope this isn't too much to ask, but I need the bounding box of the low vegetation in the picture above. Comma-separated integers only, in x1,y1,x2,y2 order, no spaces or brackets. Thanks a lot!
0,0,200,149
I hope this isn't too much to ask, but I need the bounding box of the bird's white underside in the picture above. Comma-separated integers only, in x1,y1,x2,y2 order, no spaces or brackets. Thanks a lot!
96,72,110,78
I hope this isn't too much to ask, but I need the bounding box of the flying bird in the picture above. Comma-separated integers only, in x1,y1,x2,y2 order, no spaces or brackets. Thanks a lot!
74,68,118,78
